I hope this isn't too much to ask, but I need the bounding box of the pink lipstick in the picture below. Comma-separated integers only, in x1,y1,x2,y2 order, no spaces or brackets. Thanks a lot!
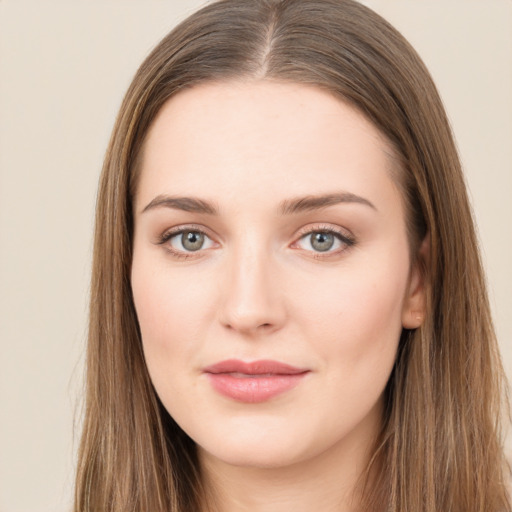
203,359,309,403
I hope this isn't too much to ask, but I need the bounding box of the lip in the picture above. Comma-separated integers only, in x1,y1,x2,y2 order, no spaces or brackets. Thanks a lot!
203,359,310,403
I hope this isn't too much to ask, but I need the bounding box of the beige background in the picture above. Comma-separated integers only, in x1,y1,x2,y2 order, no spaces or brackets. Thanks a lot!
0,1,511,511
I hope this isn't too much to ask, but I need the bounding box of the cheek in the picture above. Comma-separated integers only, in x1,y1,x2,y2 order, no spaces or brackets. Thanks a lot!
284,256,408,442
130,254,216,368
292,254,408,373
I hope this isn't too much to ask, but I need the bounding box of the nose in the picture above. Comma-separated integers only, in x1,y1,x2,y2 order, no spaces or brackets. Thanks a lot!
218,244,287,336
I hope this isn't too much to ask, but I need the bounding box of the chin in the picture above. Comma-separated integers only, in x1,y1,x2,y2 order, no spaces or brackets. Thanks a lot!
191,414,352,472
198,437,307,470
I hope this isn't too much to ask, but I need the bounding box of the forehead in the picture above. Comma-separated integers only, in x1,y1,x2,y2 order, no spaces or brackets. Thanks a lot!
135,80,401,213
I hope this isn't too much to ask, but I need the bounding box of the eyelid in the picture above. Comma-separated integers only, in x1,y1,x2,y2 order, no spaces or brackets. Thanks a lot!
291,223,356,256
156,224,219,258
157,223,214,241
294,222,354,239
155,222,355,259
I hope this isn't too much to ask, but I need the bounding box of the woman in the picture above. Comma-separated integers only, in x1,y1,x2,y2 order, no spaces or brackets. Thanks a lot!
74,0,511,510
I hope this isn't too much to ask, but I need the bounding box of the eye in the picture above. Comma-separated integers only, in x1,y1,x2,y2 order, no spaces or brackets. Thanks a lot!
294,229,354,254
163,229,215,253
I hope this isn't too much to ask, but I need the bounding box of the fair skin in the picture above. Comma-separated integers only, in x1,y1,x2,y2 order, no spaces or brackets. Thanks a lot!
131,80,425,512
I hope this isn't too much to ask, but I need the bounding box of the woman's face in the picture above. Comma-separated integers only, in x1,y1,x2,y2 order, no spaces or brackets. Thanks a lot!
131,81,425,470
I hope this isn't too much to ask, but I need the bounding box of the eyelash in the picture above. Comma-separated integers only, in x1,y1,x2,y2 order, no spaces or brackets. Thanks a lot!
156,224,356,260
294,224,356,259
156,224,215,260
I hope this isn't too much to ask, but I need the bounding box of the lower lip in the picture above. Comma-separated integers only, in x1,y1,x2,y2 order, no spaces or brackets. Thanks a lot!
206,373,308,403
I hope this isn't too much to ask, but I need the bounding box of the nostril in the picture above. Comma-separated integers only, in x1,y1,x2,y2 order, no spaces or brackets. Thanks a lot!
223,320,276,333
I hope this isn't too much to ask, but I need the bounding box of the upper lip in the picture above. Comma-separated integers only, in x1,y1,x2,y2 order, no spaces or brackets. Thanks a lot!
203,359,309,375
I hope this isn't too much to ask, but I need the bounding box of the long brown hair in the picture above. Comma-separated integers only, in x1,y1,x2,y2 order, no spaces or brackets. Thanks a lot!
74,1,511,510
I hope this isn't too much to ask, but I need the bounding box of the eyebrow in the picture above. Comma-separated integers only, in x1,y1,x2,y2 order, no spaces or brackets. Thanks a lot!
279,192,377,215
141,191,377,216
141,195,218,215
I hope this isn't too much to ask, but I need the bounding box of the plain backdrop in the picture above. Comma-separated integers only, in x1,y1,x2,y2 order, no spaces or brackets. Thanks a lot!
0,1,511,511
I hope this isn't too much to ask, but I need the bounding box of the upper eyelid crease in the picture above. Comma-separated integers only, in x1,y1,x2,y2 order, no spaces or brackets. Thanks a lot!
296,228,355,246
158,226,354,257
157,225,213,243
140,191,376,216
157,222,354,243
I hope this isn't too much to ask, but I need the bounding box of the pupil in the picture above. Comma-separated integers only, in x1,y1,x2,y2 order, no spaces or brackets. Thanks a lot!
311,232,334,252
182,231,204,251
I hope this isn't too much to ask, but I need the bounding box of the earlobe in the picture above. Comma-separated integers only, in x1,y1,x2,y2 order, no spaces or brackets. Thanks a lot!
401,235,429,329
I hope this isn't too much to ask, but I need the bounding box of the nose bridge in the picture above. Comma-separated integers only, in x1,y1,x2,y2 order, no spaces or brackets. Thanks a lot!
219,232,285,334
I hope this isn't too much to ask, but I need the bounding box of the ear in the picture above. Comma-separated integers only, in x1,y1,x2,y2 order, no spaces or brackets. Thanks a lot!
401,235,429,329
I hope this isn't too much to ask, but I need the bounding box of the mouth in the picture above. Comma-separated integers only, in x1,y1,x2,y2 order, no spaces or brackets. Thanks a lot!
203,359,310,403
